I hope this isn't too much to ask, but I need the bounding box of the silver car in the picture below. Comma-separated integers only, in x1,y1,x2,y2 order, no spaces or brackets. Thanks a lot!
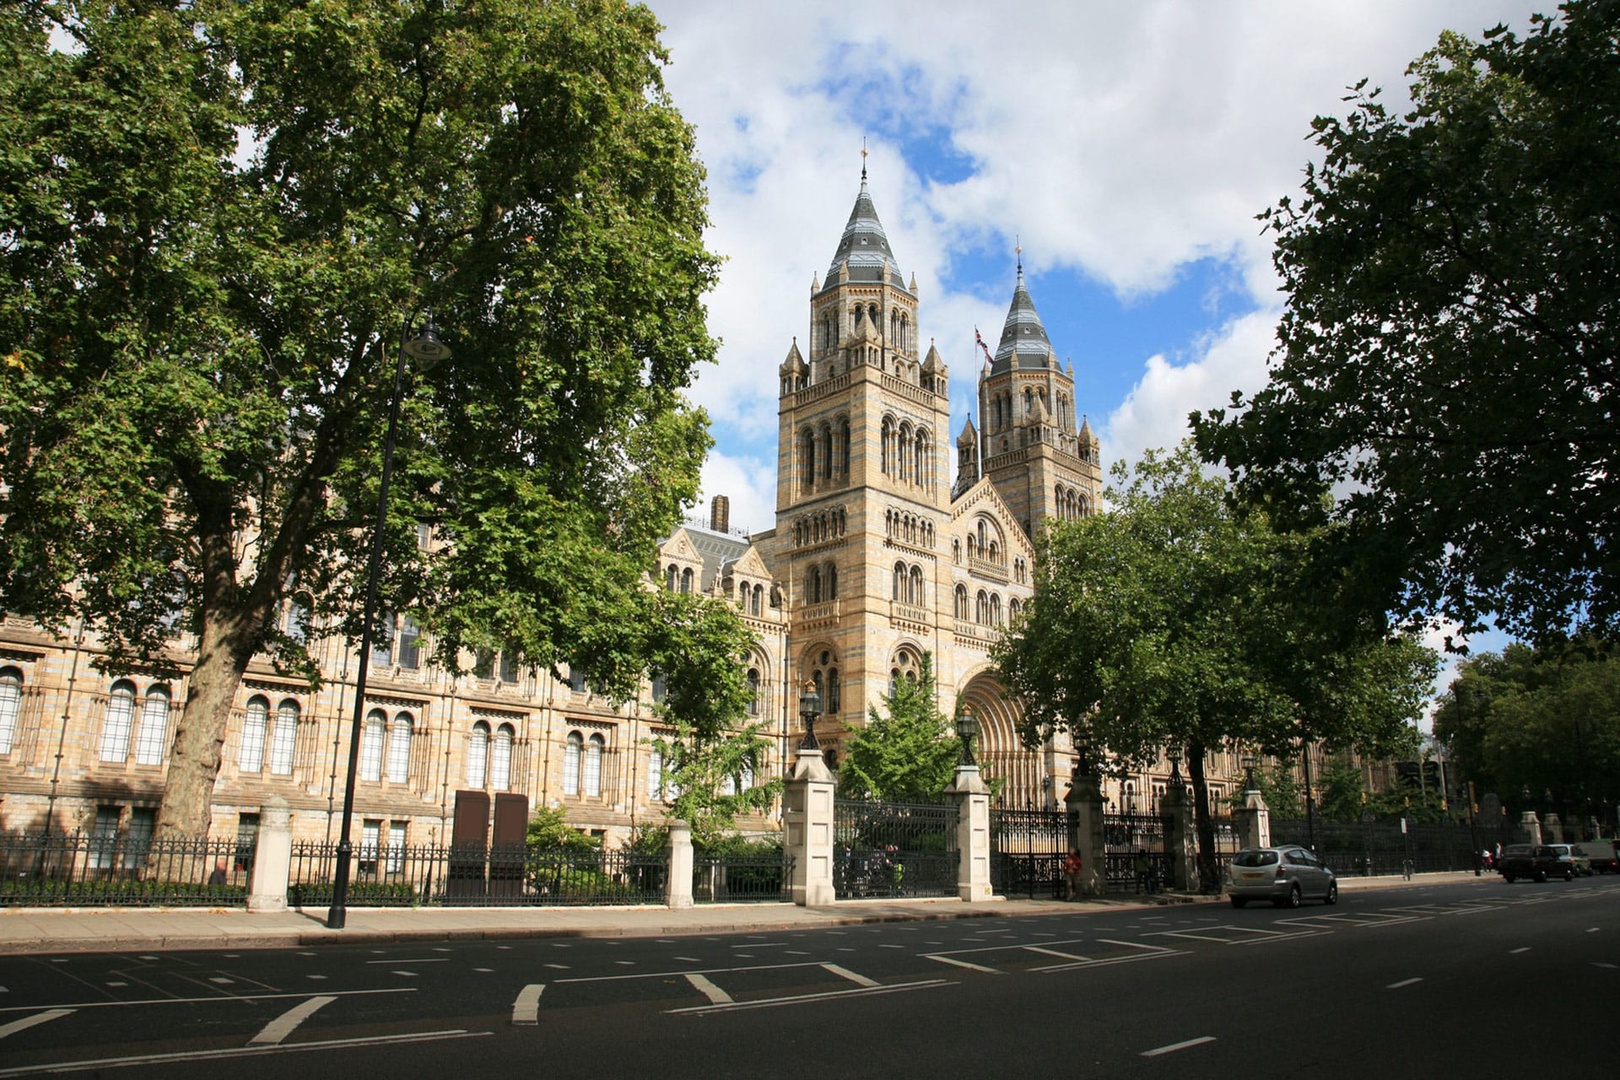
1226,845,1338,908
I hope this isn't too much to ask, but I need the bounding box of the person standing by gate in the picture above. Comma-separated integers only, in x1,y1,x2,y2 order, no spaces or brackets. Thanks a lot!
1064,849,1083,900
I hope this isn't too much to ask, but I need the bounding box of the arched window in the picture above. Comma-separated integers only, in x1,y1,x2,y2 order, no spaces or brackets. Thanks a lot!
681,568,693,594
976,590,989,624
990,593,1003,626
359,709,386,782
386,711,413,784
751,584,763,615
892,562,907,602
909,564,925,606
563,732,582,796
647,747,664,799
827,668,841,713
746,668,760,716
808,565,822,604
467,721,490,787
0,667,19,755
955,584,969,620
284,594,312,645
666,565,678,591
826,563,838,600
881,416,893,474
100,680,136,762
269,699,299,775
133,686,170,765
239,696,269,773
585,734,604,797
492,724,514,791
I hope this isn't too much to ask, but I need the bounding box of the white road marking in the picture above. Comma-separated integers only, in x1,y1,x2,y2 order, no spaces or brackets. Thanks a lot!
1141,1036,1216,1057
925,954,1002,974
105,982,126,988
1031,949,1190,974
1510,947,1531,954
511,984,544,1025
1096,938,1176,953
1022,946,1091,961
683,973,733,1004
0,1029,489,1076
820,964,879,987
391,971,417,977
475,968,494,973
731,942,786,948
249,995,335,1045
207,977,234,985
0,987,411,1016
544,963,569,970
674,957,702,963
669,979,951,1016
614,961,636,966
1592,962,1617,969
306,975,327,981
138,956,160,961
1387,978,1423,990
0,1009,73,1041
365,958,449,965
1588,927,1601,933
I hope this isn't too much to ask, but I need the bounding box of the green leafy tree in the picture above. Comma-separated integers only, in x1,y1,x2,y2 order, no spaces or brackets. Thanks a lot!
1433,637,1620,825
643,591,781,848
0,1,719,839
995,444,1436,890
838,653,963,802
525,805,599,853
1193,1,1620,644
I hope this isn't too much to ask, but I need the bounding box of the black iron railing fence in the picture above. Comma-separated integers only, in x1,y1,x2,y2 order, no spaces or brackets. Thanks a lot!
990,808,1071,899
834,798,958,899
0,832,249,907
693,855,790,903
1105,850,1172,893
1269,819,1486,876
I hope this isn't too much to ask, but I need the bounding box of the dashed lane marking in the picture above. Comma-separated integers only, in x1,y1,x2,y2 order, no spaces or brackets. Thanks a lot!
1141,1036,1216,1057
365,958,450,965
683,973,733,1005
249,996,336,1045
820,964,879,987
1387,978,1423,990
511,984,544,1026
924,955,1002,974
1510,947,1531,954
1021,946,1091,962
0,1009,73,1042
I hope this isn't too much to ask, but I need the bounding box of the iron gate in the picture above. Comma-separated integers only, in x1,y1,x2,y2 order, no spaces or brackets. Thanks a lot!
833,798,958,899
990,808,1071,898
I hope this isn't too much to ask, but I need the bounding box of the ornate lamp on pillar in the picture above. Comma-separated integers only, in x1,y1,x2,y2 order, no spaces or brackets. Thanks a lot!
1242,753,1259,793
955,707,980,767
798,680,822,752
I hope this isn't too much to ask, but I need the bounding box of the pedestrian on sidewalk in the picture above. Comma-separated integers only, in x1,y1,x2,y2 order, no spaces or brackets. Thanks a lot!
1064,849,1083,900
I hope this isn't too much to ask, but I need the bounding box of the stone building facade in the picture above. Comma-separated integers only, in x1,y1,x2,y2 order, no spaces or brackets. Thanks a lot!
0,170,1249,854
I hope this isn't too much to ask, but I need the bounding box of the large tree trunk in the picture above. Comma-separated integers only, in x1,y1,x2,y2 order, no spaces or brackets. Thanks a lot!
152,607,261,842
1186,740,1221,893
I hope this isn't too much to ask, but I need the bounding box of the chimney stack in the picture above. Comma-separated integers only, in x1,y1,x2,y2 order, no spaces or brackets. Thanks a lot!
710,495,730,534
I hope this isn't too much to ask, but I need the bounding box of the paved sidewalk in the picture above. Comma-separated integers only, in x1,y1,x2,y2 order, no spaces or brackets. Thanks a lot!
0,871,1490,956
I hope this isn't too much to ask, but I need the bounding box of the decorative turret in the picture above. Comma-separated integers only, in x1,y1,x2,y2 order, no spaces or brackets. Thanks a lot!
993,258,1054,373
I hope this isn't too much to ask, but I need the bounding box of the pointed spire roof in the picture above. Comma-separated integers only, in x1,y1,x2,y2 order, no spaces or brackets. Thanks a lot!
779,338,807,373
822,163,909,292
957,414,978,446
921,340,944,373
993,253,1054,374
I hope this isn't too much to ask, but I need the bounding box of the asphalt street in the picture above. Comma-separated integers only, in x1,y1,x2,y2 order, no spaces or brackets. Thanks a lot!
1,875,1615,1078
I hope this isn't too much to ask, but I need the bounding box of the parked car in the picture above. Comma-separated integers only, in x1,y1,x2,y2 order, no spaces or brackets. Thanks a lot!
1495,843,1577,882
1547,843,1592,876
1570,840,1619,874
1226,845,1338,908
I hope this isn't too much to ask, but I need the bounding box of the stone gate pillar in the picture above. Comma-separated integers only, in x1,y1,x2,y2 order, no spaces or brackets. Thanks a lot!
1542,813,1564,843
1064,767,1106,897
666,820,694,909
946,764,993,902
1520,810,1542,846
1233,785,1271,851
247,796,292,913
1161,784,1198,892
784,749,836,906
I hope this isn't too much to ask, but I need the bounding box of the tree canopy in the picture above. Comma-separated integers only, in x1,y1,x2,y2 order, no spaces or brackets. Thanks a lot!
994,444,1436,888
1192,0,1620,645
1433,637,1620,827
642,590,779,848
0,1,720,837
837,652,963,803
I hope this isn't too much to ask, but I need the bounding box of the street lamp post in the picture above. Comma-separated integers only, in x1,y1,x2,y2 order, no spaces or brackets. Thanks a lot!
955,707,980,768
327,317,449,930
798,680,822,752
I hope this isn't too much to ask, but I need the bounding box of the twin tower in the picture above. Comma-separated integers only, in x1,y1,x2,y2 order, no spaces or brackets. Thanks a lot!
761,168,1102,789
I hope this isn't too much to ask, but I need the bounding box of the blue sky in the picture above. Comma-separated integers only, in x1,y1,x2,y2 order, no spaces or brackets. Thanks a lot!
646,0,1536,706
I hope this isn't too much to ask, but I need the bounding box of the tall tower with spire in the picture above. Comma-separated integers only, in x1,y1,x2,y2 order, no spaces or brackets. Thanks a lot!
958,255,1102,537
772,165,952,744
